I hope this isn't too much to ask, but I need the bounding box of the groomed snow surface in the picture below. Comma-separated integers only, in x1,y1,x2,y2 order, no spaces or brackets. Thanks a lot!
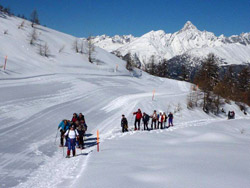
0,15,250,188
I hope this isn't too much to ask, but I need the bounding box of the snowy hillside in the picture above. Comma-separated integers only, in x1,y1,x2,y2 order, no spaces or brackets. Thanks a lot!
0,15,129,77
93,21,250,67
91,34,136,52
0,14,250,188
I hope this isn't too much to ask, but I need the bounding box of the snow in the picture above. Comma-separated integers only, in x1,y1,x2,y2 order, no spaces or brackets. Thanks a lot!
93,21,250,66
0,14,249,188
74,119,250,188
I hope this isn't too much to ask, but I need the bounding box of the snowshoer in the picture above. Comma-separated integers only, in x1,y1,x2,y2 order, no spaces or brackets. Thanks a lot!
168,112,174,127
78,113,85,122
71,113,78,123
64,125,79,158
58,119,71,147
142,112,150,130
133,109,142,130
121,114,128,132
77,122,87,149
163,112,167,128
158,112,163,129
151,110,157,129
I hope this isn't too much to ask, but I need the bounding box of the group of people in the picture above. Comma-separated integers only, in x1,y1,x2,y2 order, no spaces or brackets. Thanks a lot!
58,113,87,158
121,109,174,132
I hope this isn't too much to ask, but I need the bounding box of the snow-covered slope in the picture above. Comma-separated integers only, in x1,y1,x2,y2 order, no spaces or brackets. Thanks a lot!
94,21,250,66
0,14,129,78
92,34,136,52
0,14,249,188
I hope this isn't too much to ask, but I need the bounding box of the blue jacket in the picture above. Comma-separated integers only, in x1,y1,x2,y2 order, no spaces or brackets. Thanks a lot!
58,121,71,131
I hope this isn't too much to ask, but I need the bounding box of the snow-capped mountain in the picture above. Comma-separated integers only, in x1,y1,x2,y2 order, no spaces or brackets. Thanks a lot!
93,21,250,67
92,34,137,52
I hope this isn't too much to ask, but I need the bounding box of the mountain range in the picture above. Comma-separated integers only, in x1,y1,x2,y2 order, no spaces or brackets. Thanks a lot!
92,21,250,69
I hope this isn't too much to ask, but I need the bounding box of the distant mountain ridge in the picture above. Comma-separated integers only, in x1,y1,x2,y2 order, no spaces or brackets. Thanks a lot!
92,21,250,68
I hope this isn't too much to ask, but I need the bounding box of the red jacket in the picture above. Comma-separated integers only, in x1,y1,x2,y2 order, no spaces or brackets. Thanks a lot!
133,111,142,120
72,117,78,123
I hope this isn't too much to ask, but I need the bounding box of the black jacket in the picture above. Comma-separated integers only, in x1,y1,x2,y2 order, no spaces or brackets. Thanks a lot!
121,117,128,127
142,114,150,122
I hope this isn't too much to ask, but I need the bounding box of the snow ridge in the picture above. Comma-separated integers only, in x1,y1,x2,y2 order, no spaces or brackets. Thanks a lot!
92,21,250,66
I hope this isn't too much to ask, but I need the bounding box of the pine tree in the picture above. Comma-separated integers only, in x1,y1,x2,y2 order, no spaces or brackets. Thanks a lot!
30,9,40,27
194,53,219,113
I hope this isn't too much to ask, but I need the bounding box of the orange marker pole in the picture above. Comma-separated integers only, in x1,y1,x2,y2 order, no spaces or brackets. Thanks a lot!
3,56,7,70
97,130,99,152
152,89,155,101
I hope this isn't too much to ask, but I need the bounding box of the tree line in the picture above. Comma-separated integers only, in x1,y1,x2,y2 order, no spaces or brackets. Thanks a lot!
124,53,249,114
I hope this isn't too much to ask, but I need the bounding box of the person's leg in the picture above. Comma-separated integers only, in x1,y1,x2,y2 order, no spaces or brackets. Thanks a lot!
134,119,137,130
72,139,76,156
67,139,71,157
79,136,83,148
60,131,64,146
138,119,141,130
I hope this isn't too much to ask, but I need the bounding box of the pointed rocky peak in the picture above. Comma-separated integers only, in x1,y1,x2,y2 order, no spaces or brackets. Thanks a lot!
180,21,198,32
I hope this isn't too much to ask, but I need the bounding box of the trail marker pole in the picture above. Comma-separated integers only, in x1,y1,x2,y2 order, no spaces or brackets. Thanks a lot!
3,56,7,70
152,89,155,101
97,130,99,152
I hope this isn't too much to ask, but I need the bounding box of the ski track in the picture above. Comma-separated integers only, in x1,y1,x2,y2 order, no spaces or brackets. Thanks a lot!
1,73,248,188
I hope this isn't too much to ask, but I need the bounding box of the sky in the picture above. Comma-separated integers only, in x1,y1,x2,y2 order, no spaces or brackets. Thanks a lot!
1,0,250,37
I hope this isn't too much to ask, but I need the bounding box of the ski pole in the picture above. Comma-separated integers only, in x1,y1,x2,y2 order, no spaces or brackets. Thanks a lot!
63,140,65,157
54,129,59,145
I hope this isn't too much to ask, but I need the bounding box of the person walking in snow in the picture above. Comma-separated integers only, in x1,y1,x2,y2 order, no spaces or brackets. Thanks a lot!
163,112,167,128
151,110,157,129
142,112,150,130
64,125,79,158
133,109,142,130
168,112,174,127
77,122,87,149
71,113,78,123
158,112,164,129
78,113,85,122
121,114,128,133
58,119,71,147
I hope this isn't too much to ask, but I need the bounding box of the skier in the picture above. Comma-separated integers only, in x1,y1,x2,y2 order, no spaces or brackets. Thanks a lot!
133,109,142,130
58,119,71,147
158,112,163,129
151,110,157,129
71,113,78,123
78,113,85,122
163,112,167,128
142,112,150,130
168,112,174,127
77,122,87,149
121,114,128,133
64,125,79,158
